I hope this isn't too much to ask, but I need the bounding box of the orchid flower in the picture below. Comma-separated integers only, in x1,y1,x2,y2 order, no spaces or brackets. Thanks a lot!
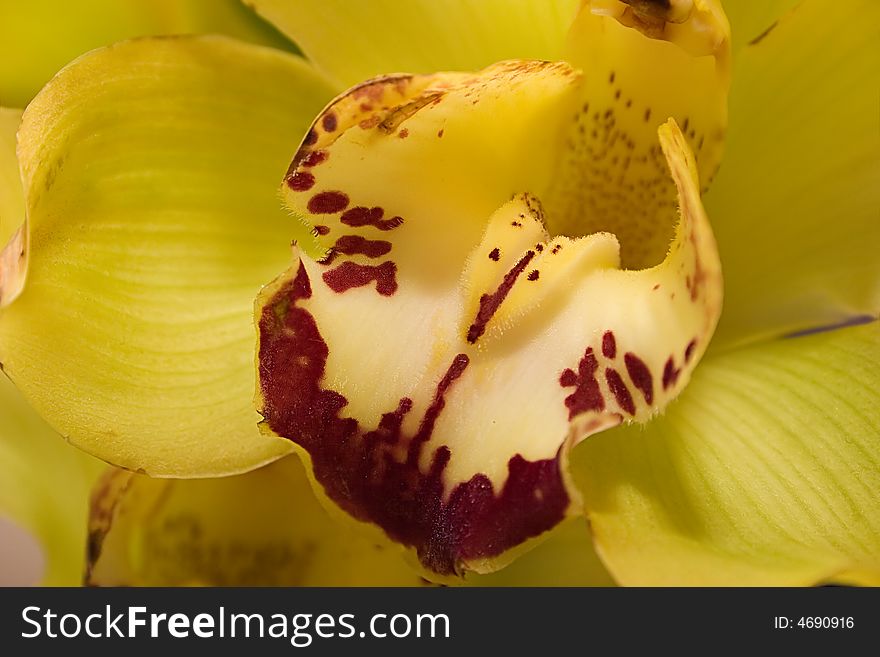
0,0,877,586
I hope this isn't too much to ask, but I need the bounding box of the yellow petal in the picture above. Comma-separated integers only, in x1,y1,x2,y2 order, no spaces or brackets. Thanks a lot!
707,0,880,347
0,36,336,477
257,58,721,579
0,375,104,585
0,0,294,107
572,320,880,586
86,456,432,586
545,0,730,268
0,108,23,249
722,0,800,52
246,0,579,89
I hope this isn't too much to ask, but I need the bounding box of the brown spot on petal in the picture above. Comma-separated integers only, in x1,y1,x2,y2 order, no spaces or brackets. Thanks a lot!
322,112,338,132
323,261,398,296
560,348,605,419
340,206,404,231
602,331,617,359
467,251,535,343
303,150,329,167
684,338,697,363
308,191,349,214
286,171,315,192
605,368,636,415
624,353,654,405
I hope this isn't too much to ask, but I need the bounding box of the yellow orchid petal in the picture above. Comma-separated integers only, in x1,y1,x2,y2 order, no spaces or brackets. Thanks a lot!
246,0,579,88
86,456,431,586
546,0,729,267
0,107,26,307
0,0,294,107
722,0,800,52
0,375,104,585
707,0,880,347
572,320,880,586
0,36,337,477
257,57,722,578
0,108,24,249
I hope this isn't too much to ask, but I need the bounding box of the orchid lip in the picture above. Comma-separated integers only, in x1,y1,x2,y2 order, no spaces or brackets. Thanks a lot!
257,15,726,577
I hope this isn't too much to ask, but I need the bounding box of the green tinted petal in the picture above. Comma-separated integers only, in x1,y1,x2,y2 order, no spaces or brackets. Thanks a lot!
86,456,430,586
706,0,880,348
0,375,104,585
722,0,800,52
0,108,23,249
0,36,337,477
573,320,880,586
247,0,579,88
0,0,294,107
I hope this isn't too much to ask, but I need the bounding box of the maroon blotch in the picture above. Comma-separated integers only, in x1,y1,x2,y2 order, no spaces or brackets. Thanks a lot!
341,206,404,231
303,150,329,167
527,270,540,281
467,250,535,343
602,331,617,359
308,191,350,214
662,356,681,390
334,235,391,258
322,112,338,132
684,339,697,363
624,353,654,405
323,260,398,296
286,171,315,192
560,347,605,419
605,368,636,415
489,248,500,261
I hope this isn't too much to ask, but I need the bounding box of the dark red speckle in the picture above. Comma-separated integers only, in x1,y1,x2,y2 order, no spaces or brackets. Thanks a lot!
602,331,617,359
488,248,500,261
324,235,392,264
303,128,318,146
605,368,635,415
560,347,605,419
303,150,329,167
322,112,338,132
314,225,330,236
662,356,681,390
323,261,398,296
308,191,350,214
684,339,697,363
286,171,315,192
398,128,409,139
258,266,569,575
341,206,404,231
467,251,535,343
624,353,653,405
527,270,540,281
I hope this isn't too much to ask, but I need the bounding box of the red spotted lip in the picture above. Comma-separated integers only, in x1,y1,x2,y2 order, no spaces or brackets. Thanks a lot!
257,263,570,576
